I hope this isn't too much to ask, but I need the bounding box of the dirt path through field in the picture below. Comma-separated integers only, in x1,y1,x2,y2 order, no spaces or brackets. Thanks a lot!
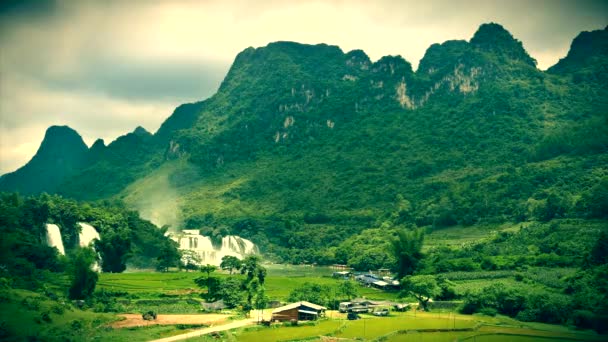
147,317,257,342
111,313,232,328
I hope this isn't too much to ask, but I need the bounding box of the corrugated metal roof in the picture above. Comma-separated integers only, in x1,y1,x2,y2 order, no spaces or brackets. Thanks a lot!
272,301,327,313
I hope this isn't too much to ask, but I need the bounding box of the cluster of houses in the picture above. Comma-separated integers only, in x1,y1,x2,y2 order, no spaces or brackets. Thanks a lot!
332,270,400,291
269,299,408,322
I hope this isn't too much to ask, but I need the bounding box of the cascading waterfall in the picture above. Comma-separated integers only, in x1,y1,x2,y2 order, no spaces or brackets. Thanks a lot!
78,222,100,247
45,223,65,255
169,229,258,266
78,222,101,272
44,222,101,271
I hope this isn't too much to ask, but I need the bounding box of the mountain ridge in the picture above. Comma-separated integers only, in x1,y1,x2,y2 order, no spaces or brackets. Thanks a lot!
1,23,606,253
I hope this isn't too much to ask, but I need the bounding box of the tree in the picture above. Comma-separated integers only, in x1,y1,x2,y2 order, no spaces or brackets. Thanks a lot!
241,255,266,285
200,264,217,276
337,280,359,301
218,277,245,308
68,247,99,300
400,275,440,311
288,282,335,308
194,265,221,302
95,230,131,273
156,245,180,272
240,256,267,313
589,231,608,266
391,228,424,278
181,250,202,271
220,255,242,274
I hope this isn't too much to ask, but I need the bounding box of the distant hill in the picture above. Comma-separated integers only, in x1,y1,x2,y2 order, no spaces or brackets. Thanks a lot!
1,23,607,262
0,126,88,194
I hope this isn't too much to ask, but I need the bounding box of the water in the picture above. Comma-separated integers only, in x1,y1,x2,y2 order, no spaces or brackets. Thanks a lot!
169,230,258,266
45,223,65,255
78,222,100,247
78,223,101,272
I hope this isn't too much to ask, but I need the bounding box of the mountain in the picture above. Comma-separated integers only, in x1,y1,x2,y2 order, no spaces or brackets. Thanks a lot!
0,126,88,194
1,23,607,263
548,26,608,76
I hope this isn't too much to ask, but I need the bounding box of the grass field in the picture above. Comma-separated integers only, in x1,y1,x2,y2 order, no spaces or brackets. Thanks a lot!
184,311,603,342
424,222,523,249
97,265,400,303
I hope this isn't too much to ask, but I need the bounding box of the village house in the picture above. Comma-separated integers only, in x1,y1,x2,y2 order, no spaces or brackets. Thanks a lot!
271,301,327,322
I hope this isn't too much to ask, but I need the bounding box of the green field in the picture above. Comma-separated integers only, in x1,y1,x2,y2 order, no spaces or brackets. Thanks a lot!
97,266,400,303
184,311,603,342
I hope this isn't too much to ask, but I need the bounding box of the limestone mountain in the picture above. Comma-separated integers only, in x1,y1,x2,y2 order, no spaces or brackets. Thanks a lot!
1,23,607,263
548,25,608,82
0,126,88,194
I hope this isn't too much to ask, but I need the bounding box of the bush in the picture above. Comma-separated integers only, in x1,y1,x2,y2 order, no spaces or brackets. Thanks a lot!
51,305,64,315
142,311,157,321
70,320,83,331
40,312,52,323
21,297,41,311
479,307,498,316
571,310,594,329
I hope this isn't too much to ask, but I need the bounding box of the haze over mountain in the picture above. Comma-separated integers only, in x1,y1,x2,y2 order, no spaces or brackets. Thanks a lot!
1,24,607,259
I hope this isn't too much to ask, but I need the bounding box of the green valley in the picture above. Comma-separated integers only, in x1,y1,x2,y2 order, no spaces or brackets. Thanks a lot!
0,21,607,341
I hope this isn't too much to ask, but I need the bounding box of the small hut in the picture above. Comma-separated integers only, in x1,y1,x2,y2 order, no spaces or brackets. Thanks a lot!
271,301,326,322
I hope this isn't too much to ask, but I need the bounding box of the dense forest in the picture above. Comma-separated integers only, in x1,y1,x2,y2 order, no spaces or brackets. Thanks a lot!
0,193,179,288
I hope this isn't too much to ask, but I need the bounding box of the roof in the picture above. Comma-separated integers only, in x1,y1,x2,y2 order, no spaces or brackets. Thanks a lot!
373,280,389,287
272,301,327,313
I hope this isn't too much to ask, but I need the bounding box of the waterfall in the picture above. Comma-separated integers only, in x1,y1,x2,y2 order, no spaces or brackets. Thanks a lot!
168,230,258,266
45,223,65,255
78,222,100,247
43,223,101,271
78,223,101,272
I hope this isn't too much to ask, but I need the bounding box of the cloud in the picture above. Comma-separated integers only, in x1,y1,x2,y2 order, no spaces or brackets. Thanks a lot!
1,0,606,174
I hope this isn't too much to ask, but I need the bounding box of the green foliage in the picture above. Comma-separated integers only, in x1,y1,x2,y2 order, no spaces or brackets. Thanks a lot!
68,247,99,300
336,280,359,300
155,244,181,272
195,275,222,302
589,231,608,265
336,228,396,271
288,282,335,308
220,255,242,274
391,228,424,278
399,275,441,311
218,277,245,308
95,230,131,273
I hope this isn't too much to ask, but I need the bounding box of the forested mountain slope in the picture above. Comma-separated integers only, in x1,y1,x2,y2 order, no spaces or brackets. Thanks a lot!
1,24,606,258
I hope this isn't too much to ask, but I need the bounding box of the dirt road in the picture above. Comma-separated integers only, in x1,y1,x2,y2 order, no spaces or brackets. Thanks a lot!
147,317,257,342
111,314,231,328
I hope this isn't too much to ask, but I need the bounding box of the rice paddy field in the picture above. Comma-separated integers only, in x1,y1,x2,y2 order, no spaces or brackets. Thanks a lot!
182,311,603,342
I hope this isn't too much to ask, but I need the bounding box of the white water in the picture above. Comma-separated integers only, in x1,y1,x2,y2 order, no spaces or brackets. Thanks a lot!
45,223,65,255
169,230,258,266
78,222,100,247
78,223,101,272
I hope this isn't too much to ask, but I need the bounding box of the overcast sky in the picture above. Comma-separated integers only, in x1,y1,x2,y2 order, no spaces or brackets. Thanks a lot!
0,0,606,174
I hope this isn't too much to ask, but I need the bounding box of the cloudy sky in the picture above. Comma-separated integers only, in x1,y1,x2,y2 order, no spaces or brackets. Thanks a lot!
0,0,606,174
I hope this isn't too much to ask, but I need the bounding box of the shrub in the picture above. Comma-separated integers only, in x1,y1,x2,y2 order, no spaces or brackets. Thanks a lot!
70,320,83,331
40,312,52,323
51,305,64,315
21,297,41,311
479,307,498,316
142,311,157,320
571,310,594,329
